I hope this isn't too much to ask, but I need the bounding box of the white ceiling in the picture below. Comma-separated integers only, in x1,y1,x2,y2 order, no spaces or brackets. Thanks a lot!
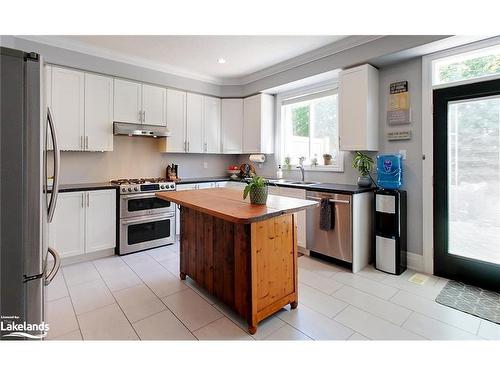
40,35,348,84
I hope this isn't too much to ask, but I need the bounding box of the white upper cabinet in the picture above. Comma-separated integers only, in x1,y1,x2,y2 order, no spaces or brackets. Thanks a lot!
164,89,187,152
221,99,244,154
51,67,85,151
113,79,142,124
142,84,166,126
338,64,379,151
203,96,221,153
84,73,114,151
243,93,274,154
186,93,204,153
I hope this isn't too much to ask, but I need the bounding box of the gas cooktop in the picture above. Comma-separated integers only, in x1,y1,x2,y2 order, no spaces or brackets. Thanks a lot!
110,177,176,194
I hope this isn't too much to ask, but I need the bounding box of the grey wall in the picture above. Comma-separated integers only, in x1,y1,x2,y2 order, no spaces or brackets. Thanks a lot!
378,58,423,255
58,136,237,184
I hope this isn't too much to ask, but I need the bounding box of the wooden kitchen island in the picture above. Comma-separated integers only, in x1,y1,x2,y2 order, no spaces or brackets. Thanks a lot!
156,188,317,334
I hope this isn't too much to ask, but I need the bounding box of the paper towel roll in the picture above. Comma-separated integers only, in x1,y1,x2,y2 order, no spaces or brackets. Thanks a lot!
249,154,266,163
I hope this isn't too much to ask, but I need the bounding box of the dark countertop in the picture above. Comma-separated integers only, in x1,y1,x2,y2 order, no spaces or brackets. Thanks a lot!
176,176,374,194
53,178,374,195
304,183,375,195
53,182,119,193
176,177,231,184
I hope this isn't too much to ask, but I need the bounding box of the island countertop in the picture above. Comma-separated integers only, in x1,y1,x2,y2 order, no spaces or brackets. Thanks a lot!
156,187,317,224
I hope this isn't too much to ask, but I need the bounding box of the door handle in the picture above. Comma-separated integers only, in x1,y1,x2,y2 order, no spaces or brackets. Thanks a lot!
143,110,146,123
85,135,88,150
121,213,174,225
47,108,60,224
86,192,90,207
45,247,61,286
307,196,350,204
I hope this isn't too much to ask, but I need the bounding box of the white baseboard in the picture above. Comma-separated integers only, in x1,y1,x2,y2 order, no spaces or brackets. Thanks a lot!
407,252,424,273
61,248,115,266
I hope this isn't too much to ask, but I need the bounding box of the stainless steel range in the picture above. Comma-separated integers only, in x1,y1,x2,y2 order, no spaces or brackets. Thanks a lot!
111,178,176,255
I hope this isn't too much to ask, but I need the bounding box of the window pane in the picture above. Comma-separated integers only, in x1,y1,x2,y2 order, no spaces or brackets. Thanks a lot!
281,92,339,166
448,96,500,265
292,106,310,137
311,95,338,165
433,44,500,85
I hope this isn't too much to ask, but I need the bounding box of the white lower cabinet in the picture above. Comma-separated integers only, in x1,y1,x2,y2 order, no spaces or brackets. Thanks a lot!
269,186,307,249
50,189,116,258
85,190,117,253
49,192,86,258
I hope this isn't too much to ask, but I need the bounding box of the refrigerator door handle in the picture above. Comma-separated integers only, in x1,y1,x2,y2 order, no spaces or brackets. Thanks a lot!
47,107,60,223
45,247,61,286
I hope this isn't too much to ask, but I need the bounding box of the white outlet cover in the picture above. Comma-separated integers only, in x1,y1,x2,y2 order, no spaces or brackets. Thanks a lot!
399,150,407,160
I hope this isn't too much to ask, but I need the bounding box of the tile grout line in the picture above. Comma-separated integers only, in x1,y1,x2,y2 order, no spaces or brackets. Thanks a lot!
116,253,199,340
57,266,86,340
275,315,316,341
91,259,144,340
388,289,483,334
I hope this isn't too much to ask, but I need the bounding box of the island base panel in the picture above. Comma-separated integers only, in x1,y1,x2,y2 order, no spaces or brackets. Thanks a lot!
179,206,298,334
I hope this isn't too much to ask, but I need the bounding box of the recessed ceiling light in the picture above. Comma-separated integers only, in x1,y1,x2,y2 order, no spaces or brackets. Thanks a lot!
217,57,226,64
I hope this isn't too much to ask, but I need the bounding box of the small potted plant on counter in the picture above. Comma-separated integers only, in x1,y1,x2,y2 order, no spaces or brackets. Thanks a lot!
243,176,269,205
352,151,375,187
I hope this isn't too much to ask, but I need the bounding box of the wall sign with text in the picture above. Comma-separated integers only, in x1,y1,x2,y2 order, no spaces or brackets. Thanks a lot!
387,80,411,125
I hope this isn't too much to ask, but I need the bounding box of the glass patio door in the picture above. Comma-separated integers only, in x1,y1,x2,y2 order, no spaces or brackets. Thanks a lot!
434,78,500,290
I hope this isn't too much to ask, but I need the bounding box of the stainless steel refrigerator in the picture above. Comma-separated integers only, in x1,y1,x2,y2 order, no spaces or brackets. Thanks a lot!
0,47,61,340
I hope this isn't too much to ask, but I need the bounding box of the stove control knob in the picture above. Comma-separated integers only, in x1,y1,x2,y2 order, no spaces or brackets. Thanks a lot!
161,185,165,189
134,187,138,191
170,184,174,189
121,188,125,192
128,188,132,192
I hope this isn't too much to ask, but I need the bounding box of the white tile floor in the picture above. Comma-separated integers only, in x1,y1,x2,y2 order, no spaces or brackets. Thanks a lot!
46,241,499,340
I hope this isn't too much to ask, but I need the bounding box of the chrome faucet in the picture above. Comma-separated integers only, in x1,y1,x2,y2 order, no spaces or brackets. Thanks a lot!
297,165,305,182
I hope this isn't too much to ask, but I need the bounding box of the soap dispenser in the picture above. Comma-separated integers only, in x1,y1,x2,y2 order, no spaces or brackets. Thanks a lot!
276,165,283,179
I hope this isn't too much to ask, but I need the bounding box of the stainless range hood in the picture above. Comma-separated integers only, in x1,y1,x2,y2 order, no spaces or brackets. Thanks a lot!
113,122,171,138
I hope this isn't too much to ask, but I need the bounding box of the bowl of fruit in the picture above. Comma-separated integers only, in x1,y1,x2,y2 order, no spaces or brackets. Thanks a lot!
227,165,240,179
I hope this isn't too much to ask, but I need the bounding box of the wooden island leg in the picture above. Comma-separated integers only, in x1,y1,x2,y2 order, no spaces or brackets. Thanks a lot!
290,301,298,309
248,325,257,335
180,272,186,280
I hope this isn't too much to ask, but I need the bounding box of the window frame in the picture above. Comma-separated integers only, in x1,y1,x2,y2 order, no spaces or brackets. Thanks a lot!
276,82,344,172
421,35,500,275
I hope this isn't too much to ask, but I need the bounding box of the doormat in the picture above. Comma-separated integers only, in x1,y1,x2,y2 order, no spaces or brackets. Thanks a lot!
435,280,500,324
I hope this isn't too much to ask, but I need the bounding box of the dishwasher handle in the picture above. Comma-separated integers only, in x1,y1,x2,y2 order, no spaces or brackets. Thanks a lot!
307,196,350,204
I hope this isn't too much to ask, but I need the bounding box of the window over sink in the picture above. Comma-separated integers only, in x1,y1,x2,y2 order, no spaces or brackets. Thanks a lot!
279,88,344,171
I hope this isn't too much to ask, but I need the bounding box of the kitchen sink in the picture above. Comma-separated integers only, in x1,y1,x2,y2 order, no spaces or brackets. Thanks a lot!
288,181,320,185
269,179,320,186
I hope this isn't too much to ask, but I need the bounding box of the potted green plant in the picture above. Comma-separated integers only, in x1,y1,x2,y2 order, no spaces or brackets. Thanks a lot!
243,176,269,205
352,151,374,187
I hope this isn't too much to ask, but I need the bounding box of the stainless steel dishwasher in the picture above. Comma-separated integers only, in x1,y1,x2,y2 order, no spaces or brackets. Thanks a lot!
306,191,352,264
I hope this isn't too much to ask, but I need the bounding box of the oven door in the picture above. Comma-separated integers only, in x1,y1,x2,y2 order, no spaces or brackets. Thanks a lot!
119,213,175,255
121,193,174,218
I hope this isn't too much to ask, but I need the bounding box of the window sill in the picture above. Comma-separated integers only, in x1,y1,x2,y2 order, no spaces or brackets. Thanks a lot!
283,165,344,173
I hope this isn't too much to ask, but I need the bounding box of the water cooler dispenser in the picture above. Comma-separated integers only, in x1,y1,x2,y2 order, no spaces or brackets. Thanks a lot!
374,154,407,275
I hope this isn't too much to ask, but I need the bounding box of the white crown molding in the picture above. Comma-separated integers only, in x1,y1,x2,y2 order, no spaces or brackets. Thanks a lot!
16,35,384,87
15,35,225,85
223,35,385,85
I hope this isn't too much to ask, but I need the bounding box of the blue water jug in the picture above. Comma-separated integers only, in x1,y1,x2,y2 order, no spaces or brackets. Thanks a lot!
376,154,403,189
